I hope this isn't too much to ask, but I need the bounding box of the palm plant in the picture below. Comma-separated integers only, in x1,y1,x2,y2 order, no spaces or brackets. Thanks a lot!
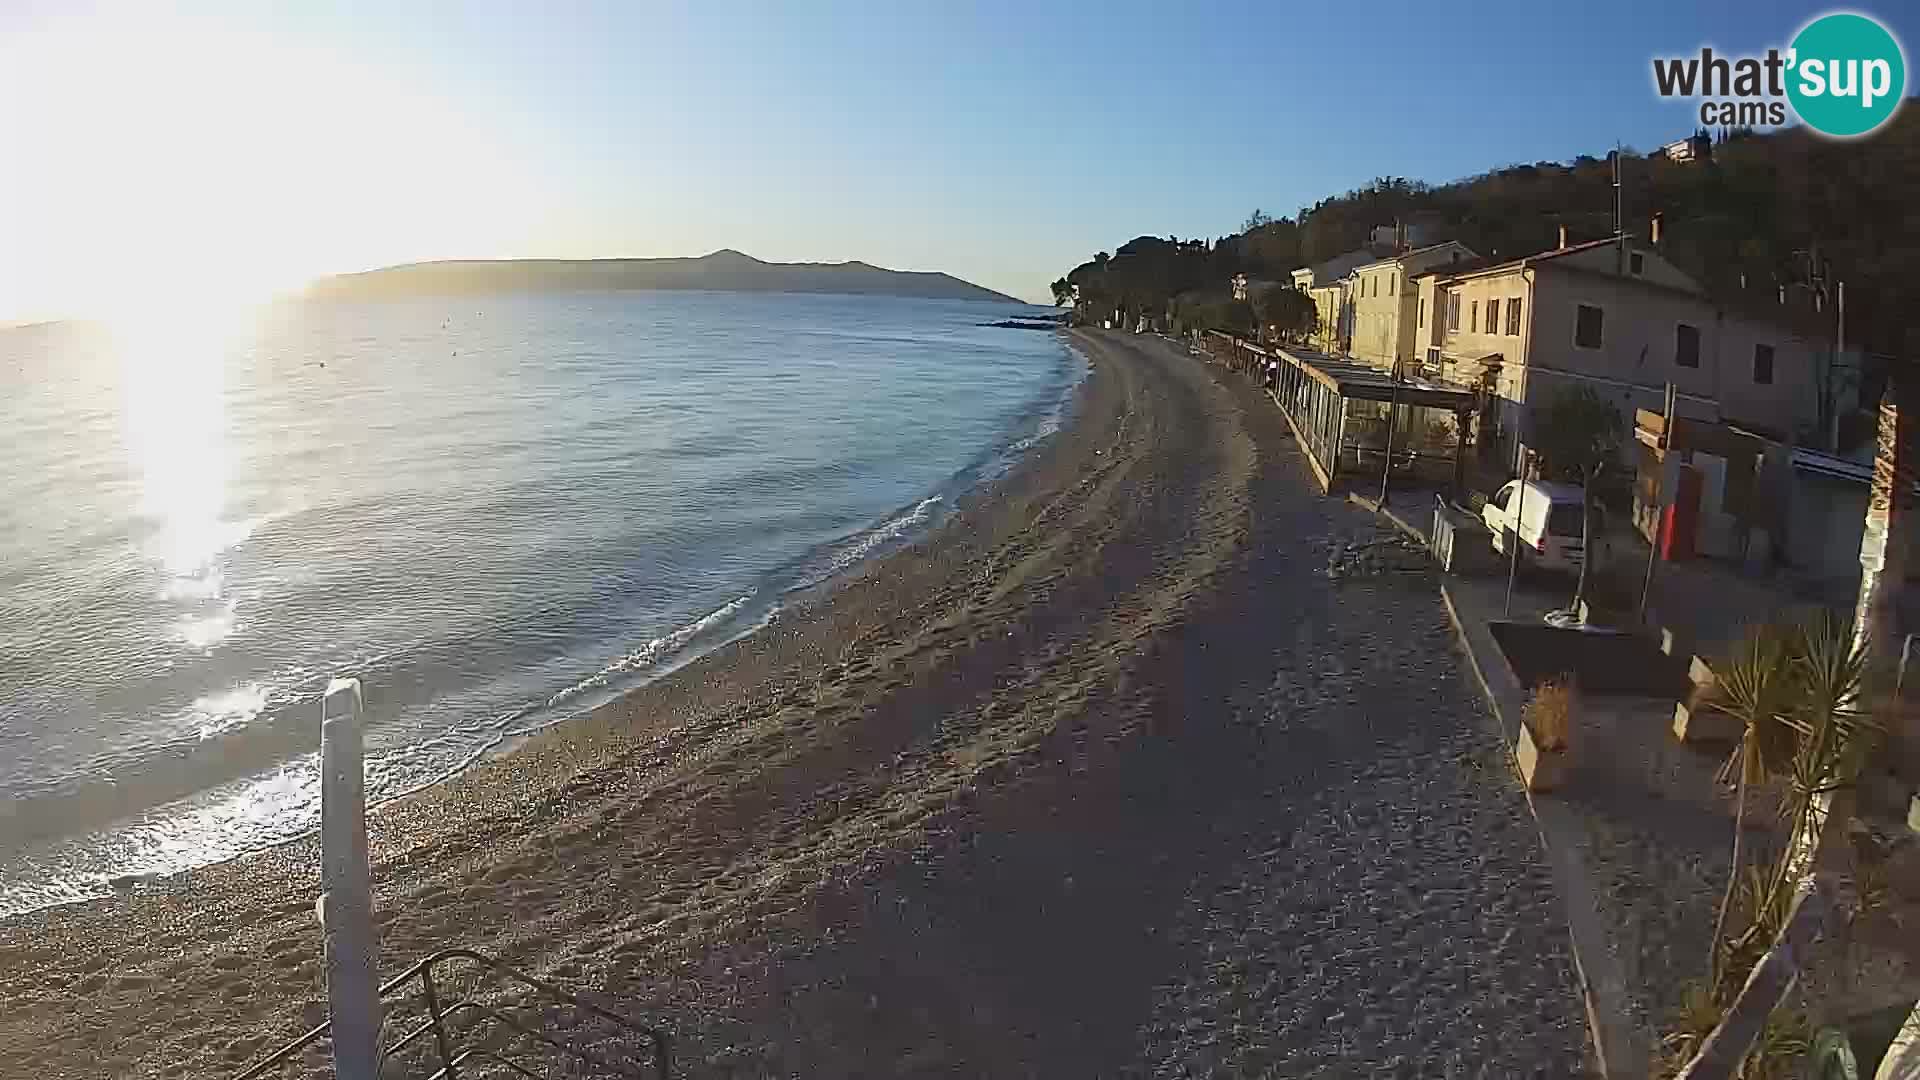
1705,622,1801,984
1761,611,1878,922
1672,612,1885,1080
1705,611,1882,987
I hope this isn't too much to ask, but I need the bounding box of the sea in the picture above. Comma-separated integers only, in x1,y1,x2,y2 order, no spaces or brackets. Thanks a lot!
0,289,1080,916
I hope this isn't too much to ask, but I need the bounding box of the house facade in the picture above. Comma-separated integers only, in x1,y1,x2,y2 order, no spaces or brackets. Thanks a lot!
1289,248,1375,353
1344,241,1478,372
1412,234,1817,471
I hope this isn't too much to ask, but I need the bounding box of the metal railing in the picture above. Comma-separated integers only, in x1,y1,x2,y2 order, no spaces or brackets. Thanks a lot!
235,947,672,1080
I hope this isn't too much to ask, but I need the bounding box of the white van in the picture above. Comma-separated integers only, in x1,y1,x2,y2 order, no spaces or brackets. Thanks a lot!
1481,479,1590,572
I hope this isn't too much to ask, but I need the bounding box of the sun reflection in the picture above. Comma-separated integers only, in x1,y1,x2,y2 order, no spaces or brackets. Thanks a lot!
111,302,255,644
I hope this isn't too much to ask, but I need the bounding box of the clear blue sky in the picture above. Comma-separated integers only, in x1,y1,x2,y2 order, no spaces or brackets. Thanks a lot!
1,0,1912,315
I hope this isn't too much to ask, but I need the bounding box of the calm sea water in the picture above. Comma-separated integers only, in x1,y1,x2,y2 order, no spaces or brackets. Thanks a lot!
0,290,1078,914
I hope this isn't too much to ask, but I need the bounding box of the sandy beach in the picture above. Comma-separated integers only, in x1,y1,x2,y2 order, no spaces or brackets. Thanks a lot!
0,330,1589,1076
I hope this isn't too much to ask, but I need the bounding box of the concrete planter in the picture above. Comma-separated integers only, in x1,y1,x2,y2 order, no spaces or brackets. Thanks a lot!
1672,699,1742,743
1516,722,1569,792
1672,654,1742,744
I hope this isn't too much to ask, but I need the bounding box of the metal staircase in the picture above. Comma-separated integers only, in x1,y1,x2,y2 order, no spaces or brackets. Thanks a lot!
235,947,671,1079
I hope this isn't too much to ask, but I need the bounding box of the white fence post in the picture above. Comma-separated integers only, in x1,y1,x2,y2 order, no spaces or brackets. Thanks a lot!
320,677,381,1080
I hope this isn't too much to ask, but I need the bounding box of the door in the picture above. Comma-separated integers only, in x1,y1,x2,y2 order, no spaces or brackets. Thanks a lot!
1485,482,1517,550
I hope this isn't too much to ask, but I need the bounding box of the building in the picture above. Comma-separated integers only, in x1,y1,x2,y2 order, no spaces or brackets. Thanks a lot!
1368,219,1441,251
1290,248,1381,354
1230,272,1278,302
1343,241,1478,372
1412,227,1817,473
1307,283,1348,353
1662,132,1713,163
1288,248,1376,293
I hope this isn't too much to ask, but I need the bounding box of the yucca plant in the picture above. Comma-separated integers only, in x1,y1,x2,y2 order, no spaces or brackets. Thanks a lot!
1705,621,1802,985
1762,610,1879,924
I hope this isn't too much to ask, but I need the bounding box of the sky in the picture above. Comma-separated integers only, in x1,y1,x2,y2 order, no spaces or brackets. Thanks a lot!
1,0,1913,318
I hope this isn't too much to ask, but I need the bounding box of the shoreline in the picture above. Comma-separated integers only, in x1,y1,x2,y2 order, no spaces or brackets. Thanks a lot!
0,331,1127,1073
0,335,1086,917
1,330,1588,1077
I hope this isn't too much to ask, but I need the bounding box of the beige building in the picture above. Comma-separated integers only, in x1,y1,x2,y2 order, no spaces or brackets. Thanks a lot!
1290,248,1376,353
1412,233,1816,470
1344,241,1478,371
1307,283,1345,352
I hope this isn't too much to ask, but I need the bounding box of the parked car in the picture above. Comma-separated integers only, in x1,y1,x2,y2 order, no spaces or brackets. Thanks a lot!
1481,479,1592,573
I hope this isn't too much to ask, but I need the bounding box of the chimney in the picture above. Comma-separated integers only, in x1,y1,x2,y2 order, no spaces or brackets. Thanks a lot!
1650,213,1663,247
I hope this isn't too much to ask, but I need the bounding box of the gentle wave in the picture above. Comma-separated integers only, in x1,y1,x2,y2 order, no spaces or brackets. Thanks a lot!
0,294,1076,916
544,594,753,709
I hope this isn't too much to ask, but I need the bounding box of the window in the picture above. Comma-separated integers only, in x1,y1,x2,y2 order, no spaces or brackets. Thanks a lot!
1675,323,1700,368
1630,252,1645,275
1388,273,1396,295
1754,343,1775,384
1447,291,1461,331
1418,297,1425,326
1546,503,1584,538
1486,298,1501,334
1492,482,1515,511
1506,297,1523,335
1574,304,1604,348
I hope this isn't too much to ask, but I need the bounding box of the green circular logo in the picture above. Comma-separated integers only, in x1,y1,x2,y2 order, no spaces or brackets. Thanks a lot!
1787,13,1905,137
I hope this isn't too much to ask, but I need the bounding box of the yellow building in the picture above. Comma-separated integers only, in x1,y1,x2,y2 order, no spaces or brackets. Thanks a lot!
1343,241,1477,372
1290,248,1376,354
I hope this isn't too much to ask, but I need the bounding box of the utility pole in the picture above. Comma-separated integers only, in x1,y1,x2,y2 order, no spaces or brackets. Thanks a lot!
1379,361,1401,508
1504,451,1533,618
1833,280,1846,453
1639,382,1675,621
1612,146,1626,276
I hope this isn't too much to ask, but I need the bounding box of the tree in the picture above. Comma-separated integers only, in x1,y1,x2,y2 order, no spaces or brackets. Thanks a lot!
1242,208,1274,232
1531,388,1624,614
1049,277,1075,307
1253,284,1317,342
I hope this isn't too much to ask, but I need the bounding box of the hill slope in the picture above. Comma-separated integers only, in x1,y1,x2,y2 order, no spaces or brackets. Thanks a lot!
1065,106,1920,357
309,249,1020,303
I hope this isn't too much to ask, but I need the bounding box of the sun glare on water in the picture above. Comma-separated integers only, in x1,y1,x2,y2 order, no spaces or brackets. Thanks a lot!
109,302,252,629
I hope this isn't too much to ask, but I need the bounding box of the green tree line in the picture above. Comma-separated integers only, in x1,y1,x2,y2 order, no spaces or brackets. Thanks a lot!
1057,109,1920,358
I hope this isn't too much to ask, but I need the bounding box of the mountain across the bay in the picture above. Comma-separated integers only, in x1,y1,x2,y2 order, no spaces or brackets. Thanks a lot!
307,249,1020,303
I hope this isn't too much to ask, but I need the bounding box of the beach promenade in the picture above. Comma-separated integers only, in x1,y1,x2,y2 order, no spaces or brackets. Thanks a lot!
0,330,1587,1076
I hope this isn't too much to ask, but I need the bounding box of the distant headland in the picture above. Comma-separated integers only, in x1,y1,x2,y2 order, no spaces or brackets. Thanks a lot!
305,249,1021,304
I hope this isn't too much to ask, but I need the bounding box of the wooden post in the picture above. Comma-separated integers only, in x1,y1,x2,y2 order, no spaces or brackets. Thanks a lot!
320,678,381,1080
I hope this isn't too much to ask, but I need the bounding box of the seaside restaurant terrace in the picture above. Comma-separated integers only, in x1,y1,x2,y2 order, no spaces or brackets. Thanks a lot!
1203,332,1479,497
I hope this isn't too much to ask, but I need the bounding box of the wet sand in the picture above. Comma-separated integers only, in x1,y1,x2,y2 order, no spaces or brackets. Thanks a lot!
0,330,1588,1077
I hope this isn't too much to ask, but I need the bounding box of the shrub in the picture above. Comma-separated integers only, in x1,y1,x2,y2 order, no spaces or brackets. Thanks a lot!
1525,675,1576,751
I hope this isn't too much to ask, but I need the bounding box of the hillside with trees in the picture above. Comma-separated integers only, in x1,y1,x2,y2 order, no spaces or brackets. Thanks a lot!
1059,106,1920,361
